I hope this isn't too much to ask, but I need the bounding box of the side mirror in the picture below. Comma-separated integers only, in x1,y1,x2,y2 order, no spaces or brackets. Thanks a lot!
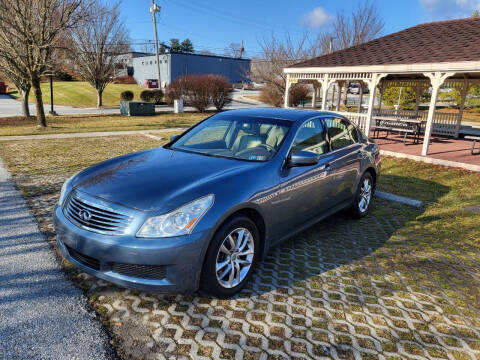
288,151,319,167
170,134,180,142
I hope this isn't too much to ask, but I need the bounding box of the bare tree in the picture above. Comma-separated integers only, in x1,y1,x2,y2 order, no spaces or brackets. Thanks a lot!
68,1,130,108
224,42,245,58
251,34,321,106
313,1,384,104
0,0,88,127
316,1,384,53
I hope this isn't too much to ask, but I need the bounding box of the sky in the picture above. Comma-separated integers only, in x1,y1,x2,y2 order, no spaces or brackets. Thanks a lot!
114,0,480,57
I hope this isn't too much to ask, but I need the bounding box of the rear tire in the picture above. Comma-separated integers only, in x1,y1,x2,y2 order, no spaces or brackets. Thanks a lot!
200,216,260,298
350,172,374,219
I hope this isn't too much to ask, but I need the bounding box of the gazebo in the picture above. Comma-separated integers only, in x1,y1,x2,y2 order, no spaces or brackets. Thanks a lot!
283,17,480,156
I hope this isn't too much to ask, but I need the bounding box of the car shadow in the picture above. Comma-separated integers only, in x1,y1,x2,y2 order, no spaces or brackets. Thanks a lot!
233,174,451,298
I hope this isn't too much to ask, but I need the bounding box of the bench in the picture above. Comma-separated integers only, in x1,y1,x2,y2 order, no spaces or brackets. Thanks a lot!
372,117,422,144
372,125,416,144
465,135,480,155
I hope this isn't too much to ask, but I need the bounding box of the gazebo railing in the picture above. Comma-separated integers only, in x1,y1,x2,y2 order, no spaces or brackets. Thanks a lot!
374,109,458,136
336,111,369,133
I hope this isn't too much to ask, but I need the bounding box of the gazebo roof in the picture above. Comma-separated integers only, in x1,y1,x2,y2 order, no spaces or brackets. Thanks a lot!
288,17,480,69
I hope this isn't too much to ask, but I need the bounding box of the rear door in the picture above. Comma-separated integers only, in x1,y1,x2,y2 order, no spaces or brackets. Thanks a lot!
323,117,363,206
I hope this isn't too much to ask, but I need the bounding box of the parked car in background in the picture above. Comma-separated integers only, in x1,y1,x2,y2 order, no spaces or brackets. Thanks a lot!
233,80,254,90
54,108,381,297
347,83,369,95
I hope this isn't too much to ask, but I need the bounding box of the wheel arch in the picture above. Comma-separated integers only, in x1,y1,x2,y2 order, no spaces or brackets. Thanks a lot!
196,204,268,291
364,166,377,192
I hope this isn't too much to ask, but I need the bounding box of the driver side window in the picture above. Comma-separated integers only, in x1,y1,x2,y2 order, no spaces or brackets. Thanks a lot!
291,119,327,155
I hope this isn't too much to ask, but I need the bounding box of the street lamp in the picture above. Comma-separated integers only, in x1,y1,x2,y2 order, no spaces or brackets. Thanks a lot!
46,72,57,115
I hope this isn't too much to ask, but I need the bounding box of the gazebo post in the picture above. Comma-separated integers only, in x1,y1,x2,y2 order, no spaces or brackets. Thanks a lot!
365,74,386,136
311,82,318,109
321,74,330,110
357,83,363,113
284,74,291,108
455,80,469,138
422,72,454,156
336,81,342,111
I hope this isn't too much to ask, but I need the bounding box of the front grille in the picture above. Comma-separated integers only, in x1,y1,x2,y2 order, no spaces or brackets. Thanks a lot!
66,245,101,270
64,192,132,235
112,263,167,280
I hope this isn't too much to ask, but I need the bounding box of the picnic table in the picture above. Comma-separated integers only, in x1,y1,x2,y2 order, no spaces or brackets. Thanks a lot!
465,135,480,155
372,116,426,144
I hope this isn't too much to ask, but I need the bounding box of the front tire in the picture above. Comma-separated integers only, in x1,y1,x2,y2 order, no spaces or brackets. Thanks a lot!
200,216,260,298
351,172,374,218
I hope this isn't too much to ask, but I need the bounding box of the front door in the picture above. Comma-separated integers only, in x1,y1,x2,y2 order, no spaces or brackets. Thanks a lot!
273,118,333,240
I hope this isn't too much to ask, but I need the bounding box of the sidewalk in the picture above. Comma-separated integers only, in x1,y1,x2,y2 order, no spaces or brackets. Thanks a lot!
0,127,186,141
0,157,116,360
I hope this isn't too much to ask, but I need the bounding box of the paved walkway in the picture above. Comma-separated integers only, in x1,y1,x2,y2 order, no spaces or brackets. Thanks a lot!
0,127,186,141
0,158,116,360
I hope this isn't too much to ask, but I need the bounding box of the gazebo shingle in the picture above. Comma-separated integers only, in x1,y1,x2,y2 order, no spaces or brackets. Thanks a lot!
288,17,480,68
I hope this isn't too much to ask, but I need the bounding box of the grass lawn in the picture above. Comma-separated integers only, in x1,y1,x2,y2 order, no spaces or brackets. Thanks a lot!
10,81,145,108
0,112,207,136
0,136,479,358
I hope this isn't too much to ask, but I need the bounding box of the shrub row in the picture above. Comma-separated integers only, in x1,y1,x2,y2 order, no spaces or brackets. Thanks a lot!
140,89,164,104
260,82,310,108
120,89,165,104
165,74,232,112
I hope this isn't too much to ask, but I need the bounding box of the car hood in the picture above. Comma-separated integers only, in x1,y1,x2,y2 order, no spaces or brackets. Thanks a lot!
72,147,258,212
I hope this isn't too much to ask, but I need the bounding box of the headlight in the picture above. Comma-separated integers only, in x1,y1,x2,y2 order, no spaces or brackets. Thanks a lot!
58,174,76,206
137,194,214,238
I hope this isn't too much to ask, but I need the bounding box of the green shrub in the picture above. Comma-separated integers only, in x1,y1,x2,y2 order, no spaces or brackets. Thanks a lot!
140,90,153,102
120,90,134,101
150,89,164,104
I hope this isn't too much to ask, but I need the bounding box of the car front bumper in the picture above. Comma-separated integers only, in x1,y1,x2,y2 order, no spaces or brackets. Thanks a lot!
53,205,210,293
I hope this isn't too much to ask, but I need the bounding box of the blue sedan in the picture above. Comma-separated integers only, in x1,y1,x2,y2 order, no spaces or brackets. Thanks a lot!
54,108,380,297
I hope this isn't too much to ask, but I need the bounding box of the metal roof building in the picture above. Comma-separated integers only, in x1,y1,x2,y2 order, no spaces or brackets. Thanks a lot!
132,53,251,87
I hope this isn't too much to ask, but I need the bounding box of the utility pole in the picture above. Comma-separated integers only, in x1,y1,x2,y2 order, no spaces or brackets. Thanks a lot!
239,40,245,58
150,0,162,88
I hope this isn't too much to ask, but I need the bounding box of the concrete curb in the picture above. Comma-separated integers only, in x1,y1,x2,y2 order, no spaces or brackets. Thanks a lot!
375,190,423,208
380,149,480,172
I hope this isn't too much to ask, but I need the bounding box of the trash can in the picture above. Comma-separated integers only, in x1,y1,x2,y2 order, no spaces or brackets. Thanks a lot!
174,99,183,113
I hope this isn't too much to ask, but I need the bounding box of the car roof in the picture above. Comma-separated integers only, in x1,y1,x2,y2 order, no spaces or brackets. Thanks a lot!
220,108,341,122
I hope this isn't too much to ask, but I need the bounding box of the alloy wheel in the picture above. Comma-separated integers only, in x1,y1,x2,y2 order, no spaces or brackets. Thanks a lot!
215,228,255,289
358,178,372,213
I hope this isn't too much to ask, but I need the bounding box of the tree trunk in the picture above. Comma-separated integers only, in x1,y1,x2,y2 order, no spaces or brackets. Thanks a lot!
20,85,31,117
32,78,47,127
97,89,103,108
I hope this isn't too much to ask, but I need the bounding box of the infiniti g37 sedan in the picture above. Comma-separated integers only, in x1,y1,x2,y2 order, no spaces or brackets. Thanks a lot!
54,108,381,297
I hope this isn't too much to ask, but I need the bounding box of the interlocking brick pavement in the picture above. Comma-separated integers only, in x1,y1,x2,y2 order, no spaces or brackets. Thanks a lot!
14,173,480,359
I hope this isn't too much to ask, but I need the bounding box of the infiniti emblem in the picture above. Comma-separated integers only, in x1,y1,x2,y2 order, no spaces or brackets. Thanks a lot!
78,209,92,222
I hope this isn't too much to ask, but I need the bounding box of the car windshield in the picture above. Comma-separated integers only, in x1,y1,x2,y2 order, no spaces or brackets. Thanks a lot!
169,115,291,161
